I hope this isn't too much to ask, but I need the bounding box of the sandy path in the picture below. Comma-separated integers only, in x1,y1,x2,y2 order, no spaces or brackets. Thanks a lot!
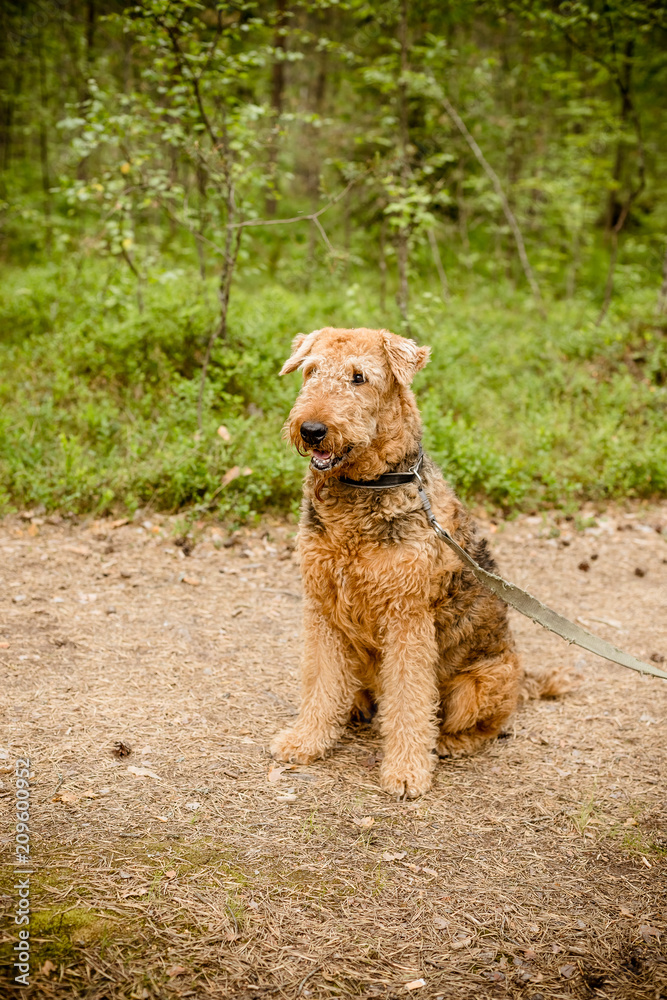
1,504,666,999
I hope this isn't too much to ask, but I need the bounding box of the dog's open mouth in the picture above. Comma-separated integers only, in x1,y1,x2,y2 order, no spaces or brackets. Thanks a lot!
310,450,345,472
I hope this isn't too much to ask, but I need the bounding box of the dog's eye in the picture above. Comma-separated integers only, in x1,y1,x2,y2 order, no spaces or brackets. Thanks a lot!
351,372,365,384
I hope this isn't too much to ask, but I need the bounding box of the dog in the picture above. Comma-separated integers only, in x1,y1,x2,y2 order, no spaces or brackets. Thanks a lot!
271,326,555,798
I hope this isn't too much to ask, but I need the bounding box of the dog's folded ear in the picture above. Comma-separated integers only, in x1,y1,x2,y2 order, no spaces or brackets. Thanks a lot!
382,331,431,386
280,329,322,375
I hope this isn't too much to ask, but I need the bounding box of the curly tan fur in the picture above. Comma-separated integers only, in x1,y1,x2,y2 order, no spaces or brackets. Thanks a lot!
272,327,550,798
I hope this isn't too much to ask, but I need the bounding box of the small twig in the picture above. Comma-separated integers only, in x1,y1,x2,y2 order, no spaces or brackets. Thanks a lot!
227,176,359,235
296,964,323,996
427,228,449,300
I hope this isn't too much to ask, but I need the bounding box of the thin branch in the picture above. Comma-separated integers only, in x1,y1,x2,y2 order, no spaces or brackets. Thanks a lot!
427,228,449,301
227,177,359,234
438,92,544,310
658,240,667,316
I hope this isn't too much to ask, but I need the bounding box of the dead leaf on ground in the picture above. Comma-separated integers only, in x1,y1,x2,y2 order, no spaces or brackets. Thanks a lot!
559,964,576,979
167,966,188,978
127,765,160,780
182,576,200,586
405,979,426,991
267,764,287,783
112,741,132,758
40,960,57,976
111,518,129,529
0,642,9,649
52,791,80,804
221,466,242,487
217,425,232,442
382,851,407,862
352,816,375,829
640,925,660,942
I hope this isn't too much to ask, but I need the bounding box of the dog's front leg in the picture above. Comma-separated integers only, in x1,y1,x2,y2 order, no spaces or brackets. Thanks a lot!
271,605,357,764
377,609,439,798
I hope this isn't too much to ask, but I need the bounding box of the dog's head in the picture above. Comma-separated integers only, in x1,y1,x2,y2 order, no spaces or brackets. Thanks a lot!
281,327,430,480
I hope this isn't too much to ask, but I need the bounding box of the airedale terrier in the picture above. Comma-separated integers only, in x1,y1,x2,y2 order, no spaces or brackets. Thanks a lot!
272,326,544,798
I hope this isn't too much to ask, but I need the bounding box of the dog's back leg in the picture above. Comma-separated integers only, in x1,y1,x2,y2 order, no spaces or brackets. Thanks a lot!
436,653,521,758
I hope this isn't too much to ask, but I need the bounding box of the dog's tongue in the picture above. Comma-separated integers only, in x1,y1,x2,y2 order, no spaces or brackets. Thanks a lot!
313,450,332,461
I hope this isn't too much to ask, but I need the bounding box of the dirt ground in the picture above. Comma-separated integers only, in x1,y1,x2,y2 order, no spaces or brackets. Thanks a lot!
1,501,666,1000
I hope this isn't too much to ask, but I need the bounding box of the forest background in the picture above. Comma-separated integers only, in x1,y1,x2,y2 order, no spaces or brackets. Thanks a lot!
1,0,666,523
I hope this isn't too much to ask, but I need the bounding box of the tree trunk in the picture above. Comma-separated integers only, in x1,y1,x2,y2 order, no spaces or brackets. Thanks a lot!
658,240,667,315
395,0,411,330
38,33,52,252
379,215,387,314
265,0,287,217
606,39,634,232
428,228,449,301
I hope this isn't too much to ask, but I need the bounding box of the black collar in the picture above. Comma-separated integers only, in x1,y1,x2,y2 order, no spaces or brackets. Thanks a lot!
339,446,424,490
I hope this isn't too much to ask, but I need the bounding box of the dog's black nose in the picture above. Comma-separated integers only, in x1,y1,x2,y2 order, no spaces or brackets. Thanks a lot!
300,421,328,445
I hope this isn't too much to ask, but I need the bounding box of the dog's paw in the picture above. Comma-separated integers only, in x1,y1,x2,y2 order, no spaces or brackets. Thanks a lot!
379,757,433,799
270,728,326,764
436,732,483,758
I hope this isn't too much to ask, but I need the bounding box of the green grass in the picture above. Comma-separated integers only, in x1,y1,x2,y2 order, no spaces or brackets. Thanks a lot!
0,258,665,519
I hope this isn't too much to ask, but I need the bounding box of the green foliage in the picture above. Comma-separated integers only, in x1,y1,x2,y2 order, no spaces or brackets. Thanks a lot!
0,260,664,518
0,1,665,516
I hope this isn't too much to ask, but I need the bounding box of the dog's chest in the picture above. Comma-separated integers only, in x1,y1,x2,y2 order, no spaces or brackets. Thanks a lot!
299,523,432,642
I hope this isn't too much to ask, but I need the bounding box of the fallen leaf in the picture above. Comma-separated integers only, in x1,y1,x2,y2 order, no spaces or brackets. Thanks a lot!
217,424,232,442
634,566,646,577
242,466,252,476
52,791,80,804
164,870,177,879
559,964,576,979
41,960,57,976
451,936,472,950
421,867,438,877
111,518,129,529
127,765,160,780
523,948,537,961
184,801,201,811
619,906,633,917
27,523,39,537
182,576,200,586
0,642,9,649
382,851,407,862
640,925,660,942
268,764,287,783
221,466,241,487
405,979,426,991
112,741,132,758
432,916,449,930
167,966,188,978
352,816,375,829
